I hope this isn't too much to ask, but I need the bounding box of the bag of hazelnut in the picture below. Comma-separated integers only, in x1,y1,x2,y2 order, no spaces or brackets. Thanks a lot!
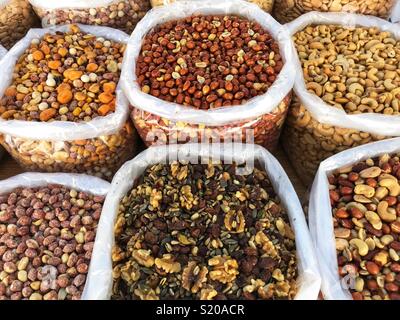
281,12,400,186
309,137,400,300
0,172,110,300
273,0,397,23
29,0,151,34
0,0,40,49
150,0,275,13
84,143,321,300
121,0,295,152
0,24,137,181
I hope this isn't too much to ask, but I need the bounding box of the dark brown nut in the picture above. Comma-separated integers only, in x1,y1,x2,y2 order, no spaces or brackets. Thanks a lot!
0,185,104,300
331,153,400,300
0,0,40,49
273,0,395,23
112,161,298,300
33,0,150,34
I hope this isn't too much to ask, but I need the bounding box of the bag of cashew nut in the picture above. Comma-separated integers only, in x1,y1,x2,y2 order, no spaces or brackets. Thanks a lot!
0,172,111,300
273,0,397,23
150,0,275,13
0,24,138,181
29,0,151,34
309,138,400,300
0,0,40,49
281,12,400,186
121,0,294,151
82,143,321,299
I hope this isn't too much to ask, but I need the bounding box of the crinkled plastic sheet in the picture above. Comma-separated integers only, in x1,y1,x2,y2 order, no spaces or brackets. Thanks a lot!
309,137,400,300
0,24,130,141
287,12,400,137
120,0,295,126
84,143,321,300
0,172,111,300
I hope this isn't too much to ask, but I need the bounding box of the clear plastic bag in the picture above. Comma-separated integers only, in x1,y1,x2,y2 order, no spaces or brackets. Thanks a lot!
309,137,400,300
0,24,137,180
0,172,110,300
0,0,40,49
273,0,397,23
150,0,275,13
29,0,151,34
281,12,400,186
121,0,294,151
83,143,321,299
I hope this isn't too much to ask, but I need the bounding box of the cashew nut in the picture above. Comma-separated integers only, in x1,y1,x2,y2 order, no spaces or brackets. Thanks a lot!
354,184,375,198
377,201,397,222
378,178,400,196
349,238,369,256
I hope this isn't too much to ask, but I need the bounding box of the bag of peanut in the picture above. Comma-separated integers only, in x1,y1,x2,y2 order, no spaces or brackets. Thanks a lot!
309,137,400,300
121,0,294,151
0,24,137,181
281,12,400,186
274,0,397,23
0,172,110,300
29,0,151,34
150,0,275,13
0,0,40,49
83,143,321,299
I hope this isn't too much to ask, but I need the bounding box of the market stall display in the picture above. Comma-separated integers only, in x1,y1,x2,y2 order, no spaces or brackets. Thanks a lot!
0,24,137,181
0,0,40,49
0,172,110,300
122,0,294,151
310,138,400,300
29,0,151,34
282,12,400,186
273,0,396,24
84,143,321,300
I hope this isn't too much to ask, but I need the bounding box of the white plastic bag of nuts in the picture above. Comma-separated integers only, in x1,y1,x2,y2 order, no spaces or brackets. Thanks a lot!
0,24,137,180
0,172,110,300
309,138,400,300
0,43,6,161
0,0,40,49
121,0,295,151
273,0,397,23
282,12,400,186
84,143,321,300
29,0,151,34
150,0,275,13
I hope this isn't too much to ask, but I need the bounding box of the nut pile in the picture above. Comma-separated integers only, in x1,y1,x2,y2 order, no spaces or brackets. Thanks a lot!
0,0,40,49
0,122,136,181
150,0,275,13
0,185,104,300
273,0,395,23
112,162,297,300
137,15,282,109
329,154,400,300
0,25,135,180
133,14,289,150
0,24,125,122
282,24,400,185
32,0,151,34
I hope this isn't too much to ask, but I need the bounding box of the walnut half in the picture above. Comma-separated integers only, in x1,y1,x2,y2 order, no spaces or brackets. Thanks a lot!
208,255,239,284
182,261,208,293
155,254,181,273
